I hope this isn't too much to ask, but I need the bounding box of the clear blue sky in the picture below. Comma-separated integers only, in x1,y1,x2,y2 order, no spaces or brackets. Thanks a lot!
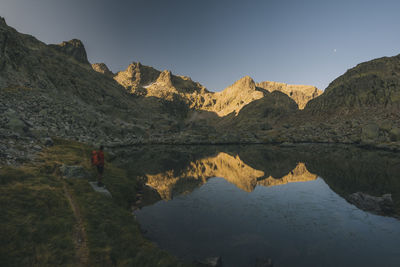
1,0,399,91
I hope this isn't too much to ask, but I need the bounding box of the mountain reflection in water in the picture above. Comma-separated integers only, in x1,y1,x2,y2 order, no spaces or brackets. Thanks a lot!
145,152,317,199
115,144,400,267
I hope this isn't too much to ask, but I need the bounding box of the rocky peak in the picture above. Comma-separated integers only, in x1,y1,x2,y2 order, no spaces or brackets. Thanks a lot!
230,76,256,91
0,17,6,26
49,39,89,64
92,63,114,77
126,62,140,74
211,76,265,116
113,62,161,93
156,70,173,87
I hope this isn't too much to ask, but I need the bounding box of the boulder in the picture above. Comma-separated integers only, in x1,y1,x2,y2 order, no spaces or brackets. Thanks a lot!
88,181,112,197
379,120,393,132
347,192,394,215
389,127,400,141
4,109,28,135
361,123,380,143
43,137,54,147
6,117,27,134
59,164,88,179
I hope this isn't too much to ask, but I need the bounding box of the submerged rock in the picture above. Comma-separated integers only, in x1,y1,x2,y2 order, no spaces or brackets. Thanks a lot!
194,256,222,267
347,192,394,215
255,257,274,267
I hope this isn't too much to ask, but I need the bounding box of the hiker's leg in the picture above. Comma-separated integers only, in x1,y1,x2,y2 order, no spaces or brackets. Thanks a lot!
97,165,104,186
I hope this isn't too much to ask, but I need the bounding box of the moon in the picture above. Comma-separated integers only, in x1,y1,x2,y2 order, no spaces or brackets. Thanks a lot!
333,49,337,53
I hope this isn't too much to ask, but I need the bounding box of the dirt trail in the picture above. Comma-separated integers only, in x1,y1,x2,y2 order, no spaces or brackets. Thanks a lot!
62,182,89,266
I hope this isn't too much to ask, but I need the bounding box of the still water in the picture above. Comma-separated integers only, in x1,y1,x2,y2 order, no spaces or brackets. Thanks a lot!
121,145,400,266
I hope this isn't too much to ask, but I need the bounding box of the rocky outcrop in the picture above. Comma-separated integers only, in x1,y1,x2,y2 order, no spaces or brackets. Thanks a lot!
114,62,161,94
60,164,88,179
49,39,90,64
257,81,322,109
347,192,394,216
92,63,114,77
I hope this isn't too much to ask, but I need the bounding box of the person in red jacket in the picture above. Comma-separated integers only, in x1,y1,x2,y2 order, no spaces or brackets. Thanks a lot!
91,145,105,187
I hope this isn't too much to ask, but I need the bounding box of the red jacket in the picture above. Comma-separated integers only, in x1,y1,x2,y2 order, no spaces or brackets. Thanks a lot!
92,150,104,166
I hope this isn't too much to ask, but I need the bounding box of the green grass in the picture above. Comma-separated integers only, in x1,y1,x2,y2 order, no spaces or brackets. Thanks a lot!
0,138,187,266
0,166,76,266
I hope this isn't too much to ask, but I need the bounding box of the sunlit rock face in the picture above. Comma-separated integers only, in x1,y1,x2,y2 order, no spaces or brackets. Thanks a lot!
112,62,321,116
256,81,322,109
210,76,265,116
145,152,317,200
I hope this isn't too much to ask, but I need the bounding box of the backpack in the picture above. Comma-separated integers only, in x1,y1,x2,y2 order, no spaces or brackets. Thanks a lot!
91,150,99,165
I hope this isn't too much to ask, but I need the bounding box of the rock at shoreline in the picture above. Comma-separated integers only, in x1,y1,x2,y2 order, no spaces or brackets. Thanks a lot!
347,192,394,215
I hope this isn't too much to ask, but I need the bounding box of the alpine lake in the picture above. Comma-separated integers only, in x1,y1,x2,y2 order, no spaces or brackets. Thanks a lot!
114,144,400,267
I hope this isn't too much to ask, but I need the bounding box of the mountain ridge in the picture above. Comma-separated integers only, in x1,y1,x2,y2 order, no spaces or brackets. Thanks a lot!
95,61,322,115
1,16,400,165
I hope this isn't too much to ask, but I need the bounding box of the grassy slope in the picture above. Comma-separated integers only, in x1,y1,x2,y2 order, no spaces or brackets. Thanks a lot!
0,139,187,266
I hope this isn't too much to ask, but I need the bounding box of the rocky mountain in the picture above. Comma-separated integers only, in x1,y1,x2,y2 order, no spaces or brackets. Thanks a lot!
307,54,400,112
2,15,400,165
297,54,400,146
0,18,187,164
